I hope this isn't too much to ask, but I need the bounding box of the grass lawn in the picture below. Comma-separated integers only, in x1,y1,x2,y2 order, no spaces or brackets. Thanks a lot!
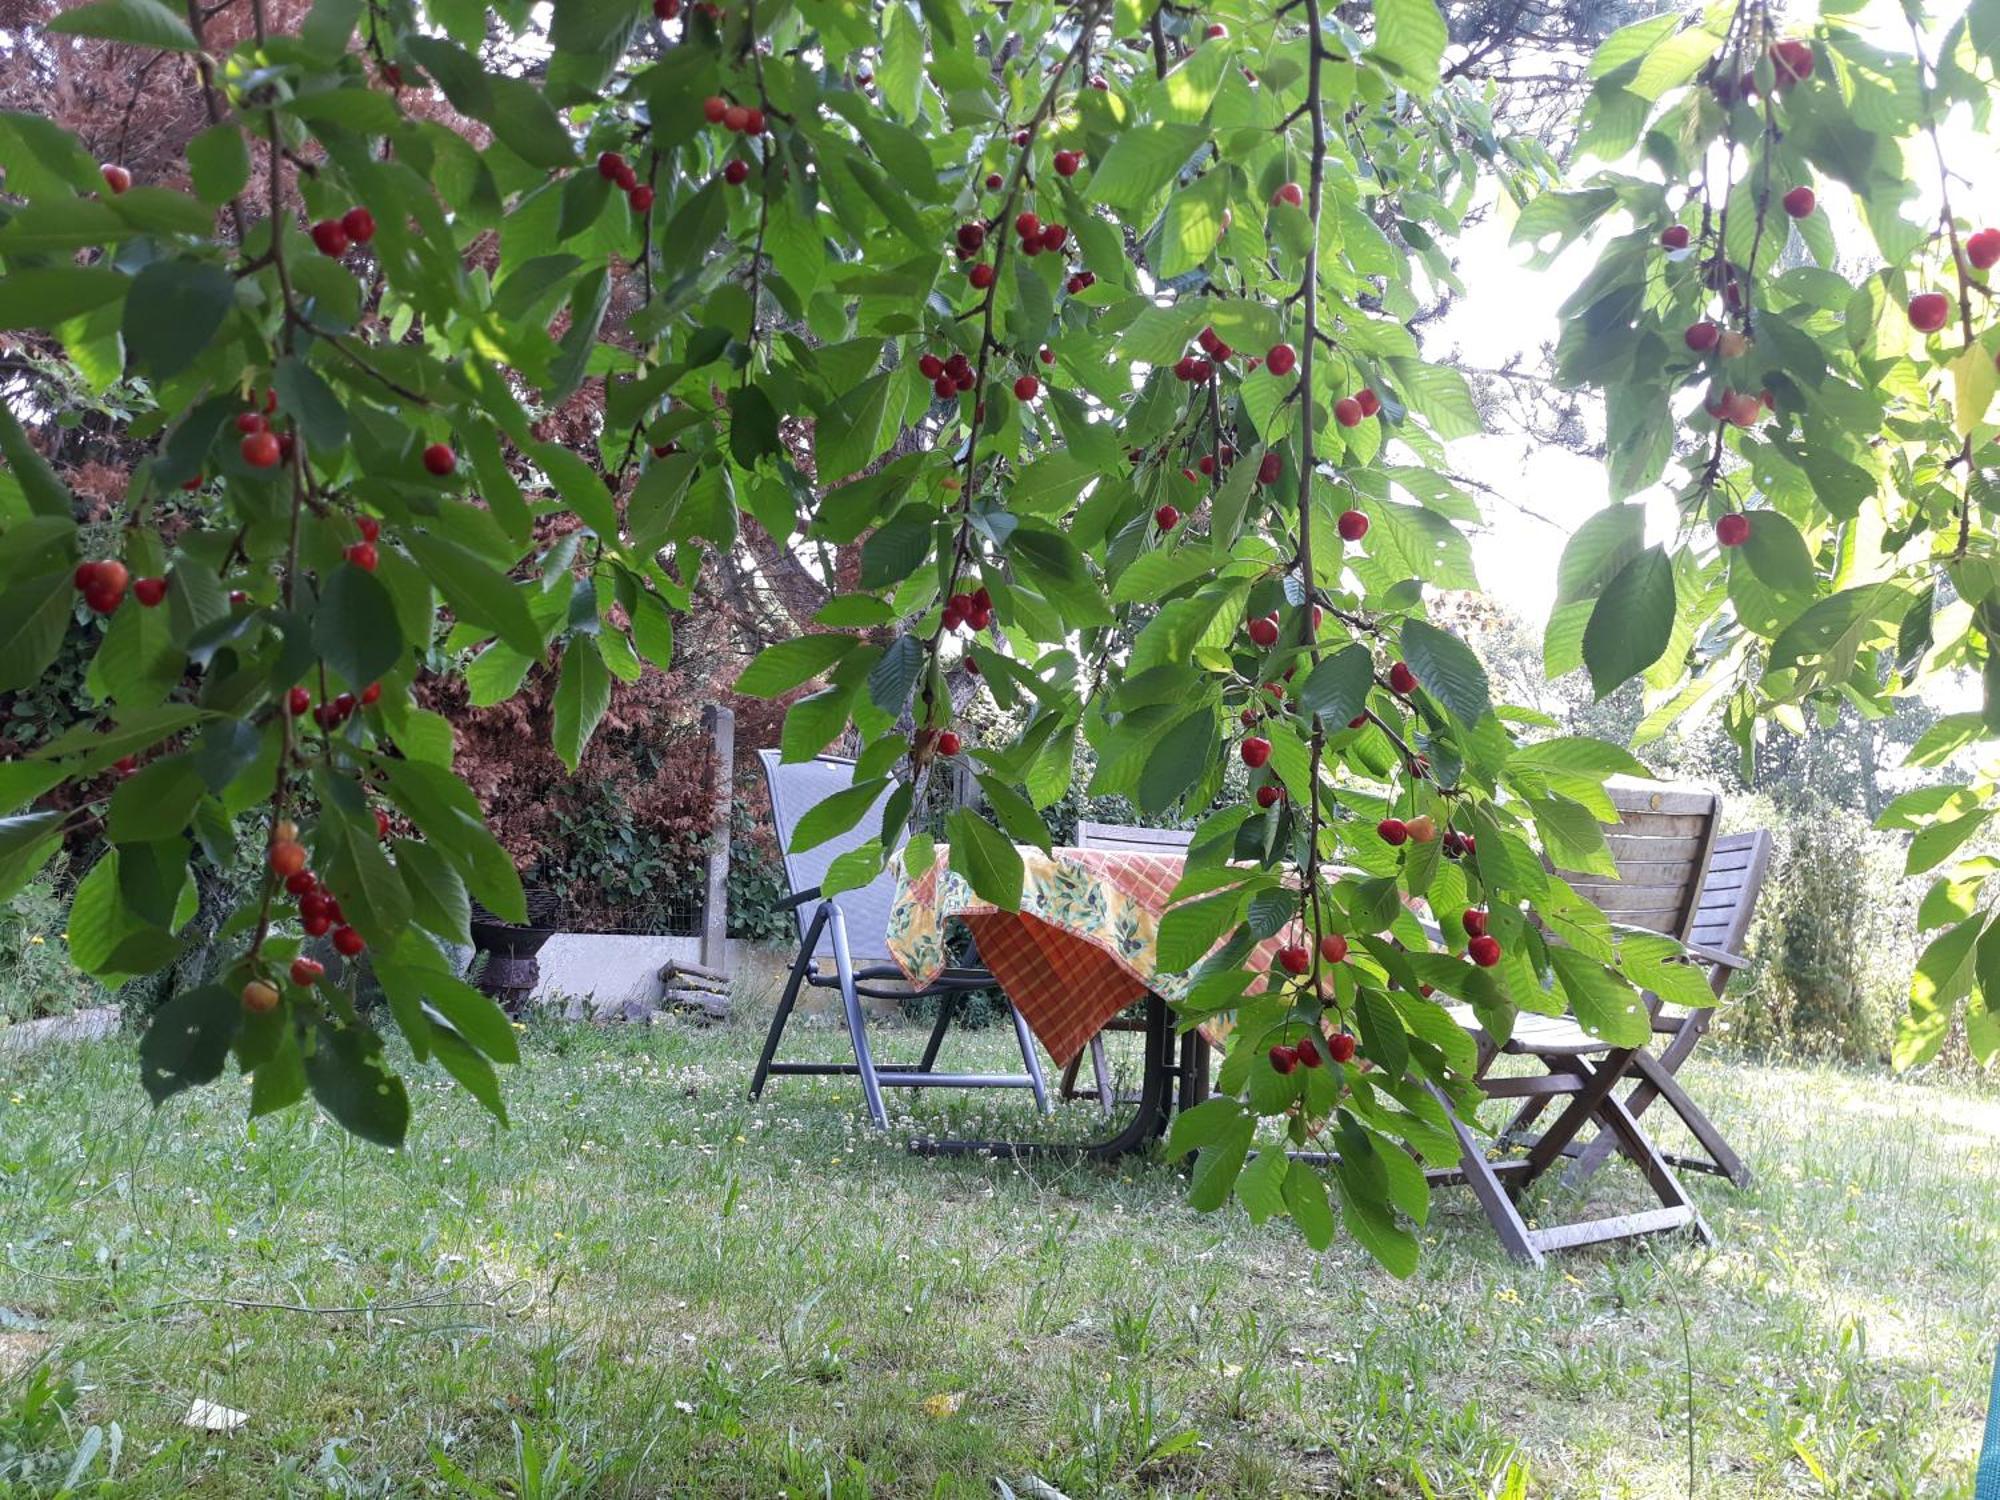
1,990,1995,1498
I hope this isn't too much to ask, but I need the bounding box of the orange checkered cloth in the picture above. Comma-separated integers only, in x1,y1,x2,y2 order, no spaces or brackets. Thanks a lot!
885,845,1289,1067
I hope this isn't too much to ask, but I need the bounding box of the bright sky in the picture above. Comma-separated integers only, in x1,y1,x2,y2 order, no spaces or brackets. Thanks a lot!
1426,5,2000,632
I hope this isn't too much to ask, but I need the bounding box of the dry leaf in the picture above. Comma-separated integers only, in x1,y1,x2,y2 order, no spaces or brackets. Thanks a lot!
920,1391,963,1418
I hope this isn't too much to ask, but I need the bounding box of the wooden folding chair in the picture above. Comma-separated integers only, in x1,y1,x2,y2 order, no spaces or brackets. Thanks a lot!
1549,827,1769,1189
1056,821,1203,1118
1443,782,1737,1265
746,752,1050,1128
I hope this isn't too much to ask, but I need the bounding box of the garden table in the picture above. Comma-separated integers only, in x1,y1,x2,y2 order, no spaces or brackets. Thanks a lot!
886,843,1287,1158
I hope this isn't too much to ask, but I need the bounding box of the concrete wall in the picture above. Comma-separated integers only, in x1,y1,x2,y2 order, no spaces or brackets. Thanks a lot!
527,935,883,1020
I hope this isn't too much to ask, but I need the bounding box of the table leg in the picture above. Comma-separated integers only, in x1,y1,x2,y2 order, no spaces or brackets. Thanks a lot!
908,994,1173,1161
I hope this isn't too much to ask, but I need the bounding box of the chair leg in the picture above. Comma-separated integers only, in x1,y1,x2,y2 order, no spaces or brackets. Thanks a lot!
915,987,959,1073
749,908,826,1102
1091,1033,1114,1119
1568,1049,1749,1190
826,904,889,1129
1010,1002,1051,1114
1428,1081,1543,1267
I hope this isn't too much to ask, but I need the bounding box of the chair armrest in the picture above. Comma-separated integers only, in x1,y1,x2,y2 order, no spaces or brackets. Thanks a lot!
776,886,822,912
1684,940,1749,970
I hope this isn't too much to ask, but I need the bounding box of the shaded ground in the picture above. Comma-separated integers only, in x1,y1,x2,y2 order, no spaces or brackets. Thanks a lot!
0,999,1993,1496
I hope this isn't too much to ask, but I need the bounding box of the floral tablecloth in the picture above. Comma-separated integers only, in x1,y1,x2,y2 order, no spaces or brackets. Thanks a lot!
887,845,1278,1067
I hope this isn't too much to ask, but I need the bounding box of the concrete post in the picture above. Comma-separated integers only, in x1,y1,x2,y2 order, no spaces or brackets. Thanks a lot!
701,704,735,975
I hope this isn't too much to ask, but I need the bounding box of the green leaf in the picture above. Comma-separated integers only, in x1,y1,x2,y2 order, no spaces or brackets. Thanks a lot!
123,259,234,381
1085,123,1207,212
305,1017,411,1146
186,123,250,205
0,268,129,330
1368,0,1449,88
1582,545,1674,698
0,572,76,694
404,532,543,656
1186,1105,1255,1210
1555,503,1645,605
1737,511,1816,596
1399,619,1492,726
1898,915,1983,1070
946,807,1024,912
314,563,404,690
552,637,611,773
139,984,240,1103
0,401,76,518
866,634,923,717
274,356,349,452
737,634,861,697
791,778,888,853
1549,948,1650,1046
1136,708,1215,814
47,0,198,50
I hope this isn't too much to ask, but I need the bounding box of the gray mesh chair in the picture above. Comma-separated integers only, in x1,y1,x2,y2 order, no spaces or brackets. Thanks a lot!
747,751,1049,1128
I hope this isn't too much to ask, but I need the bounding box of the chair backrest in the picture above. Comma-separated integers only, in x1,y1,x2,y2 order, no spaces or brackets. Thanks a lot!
1073,820,1194,854
1553,780,1721,944
1687,828,1773,994
756,750,901,963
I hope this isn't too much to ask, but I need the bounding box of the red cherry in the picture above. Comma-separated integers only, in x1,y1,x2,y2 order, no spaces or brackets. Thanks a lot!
309,219,350,257
375,808,391,840
985,172,1003,190
133,576,167,607
1782,186,1815,219
1329,1032,1356,1063
303,912,334,937
1319,933,1348,964
918,354,946,379
630,185,655,212
1770,38,1814,88
357,516,380,542
241,430,282,468
1355,389,1381,417
1684,320,1720,352
100,163,132,194
1012,130,1030,146
285,870,316,896
969,262,995,289
1462,909,1488,938
1277,944,1310,976
181,474,203,491
722,104,751,132
702,97,727,123
1040,223,1067,251
288,686,311,716
1014,374,1039,400
84,583,122,615
111,755,137,776
1468,935,1502,967
341,206,376,243
933,374,958,400
1716,512,1751,547
1205,22,1227,38
1334,397,1363,427
937,730,962,756
422,442,456,476
1265,343,1297,376
1271,182,1303,207
1038,346,1054,366
654,0,679,15
599,150,626,178
235,411,267,434
1966,228,2000,271
1247,617,1279,648
1337,509,1369,541
1254,785,1281,808
333,692,356,720
361,682,382,706
1908,292,1951,333
290,957,325,987
345,541,378,571
1660,224,1691,249
1154,504,1179,532
1377,818,1409,846
956,223,986,252
1268,1044,1298,1075
743,108,765,135
1052,150,1080,177
332,925,366,957
1198,455,1215,476
1257,451,1282,485
1294,1034,1322,1068
723,159,750,186
1014,211,1040,240
1240,736,1272,768
1388,661,1417,695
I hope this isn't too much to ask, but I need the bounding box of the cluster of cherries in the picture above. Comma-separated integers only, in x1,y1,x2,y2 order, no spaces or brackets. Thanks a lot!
237,391,294,470
73,559,167,616
344,515,383,572
698,95,765,188
309,206,378,259
1267,1030,1356,1074
597,149,658,212
260,818,369,986
288,679,381,729
940,585,994,632
1333,388,1381,428
1173,325,1235,383
915,348,977,399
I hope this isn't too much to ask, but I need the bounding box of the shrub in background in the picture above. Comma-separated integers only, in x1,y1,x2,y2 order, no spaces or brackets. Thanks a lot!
0,868,104,1027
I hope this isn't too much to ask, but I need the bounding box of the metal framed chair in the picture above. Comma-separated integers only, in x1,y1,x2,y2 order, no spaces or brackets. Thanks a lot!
746,751,1050,1128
